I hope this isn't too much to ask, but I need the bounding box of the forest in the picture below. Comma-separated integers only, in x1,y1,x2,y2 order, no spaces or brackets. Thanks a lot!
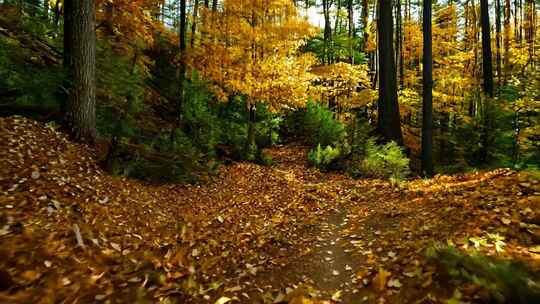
0,0,539,303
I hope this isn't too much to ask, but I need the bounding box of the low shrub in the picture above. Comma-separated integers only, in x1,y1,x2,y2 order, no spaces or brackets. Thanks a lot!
350,138,410,180
308,144,341,170
303,101,346,147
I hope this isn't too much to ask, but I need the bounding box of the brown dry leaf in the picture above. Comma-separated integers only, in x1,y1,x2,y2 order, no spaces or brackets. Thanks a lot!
21,270,41,283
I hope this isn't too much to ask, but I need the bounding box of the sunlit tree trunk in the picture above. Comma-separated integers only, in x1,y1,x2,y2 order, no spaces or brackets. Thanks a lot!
524,0,534,62
514,0,519,42
334,0,341,37
377,0,403,145
504,0,511,84
65,0,97,143
395,0,404,88
495,0,502,85
361,0,369,52
422,0,433,176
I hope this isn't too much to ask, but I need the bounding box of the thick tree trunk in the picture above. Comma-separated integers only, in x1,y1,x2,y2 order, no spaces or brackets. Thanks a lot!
65,0,96,143
480,0,494,97
377,0,403,145
480,0,494,162
421,0,433,176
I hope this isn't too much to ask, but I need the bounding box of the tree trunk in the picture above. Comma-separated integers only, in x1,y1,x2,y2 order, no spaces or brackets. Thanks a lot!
396,0,404,88
361,0,369,52
43,0,49,20
524,0,534,61
421,0,433,176
176,0,187,126
190,0,199,48
53,0,61,26
65,0,96,143
377,0,403,145
323,0,333,64
480,0,494,97
334,0,341,37
504,0,511,84
245,103,257,160
347,0,354,64
479,0,494,162
495,0,502,85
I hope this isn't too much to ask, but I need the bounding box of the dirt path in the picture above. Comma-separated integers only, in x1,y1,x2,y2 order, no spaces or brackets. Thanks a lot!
246,145,377,303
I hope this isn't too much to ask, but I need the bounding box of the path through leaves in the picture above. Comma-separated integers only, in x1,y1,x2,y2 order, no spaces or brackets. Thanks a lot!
1,116,539,303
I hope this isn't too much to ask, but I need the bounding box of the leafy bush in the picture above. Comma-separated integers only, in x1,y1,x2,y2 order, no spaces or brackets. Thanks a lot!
108,130,214,183
256,116,282,148
308,144,341,170
427,245,540,304
182,78,221,157
281,102,346,147
104,76,221,183
348,117,375,157
280,109,306,141
353,139,410,180
303,101,346,147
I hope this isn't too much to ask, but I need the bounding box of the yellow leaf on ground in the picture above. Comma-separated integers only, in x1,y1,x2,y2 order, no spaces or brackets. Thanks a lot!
373,267,391,291
214,296,232,304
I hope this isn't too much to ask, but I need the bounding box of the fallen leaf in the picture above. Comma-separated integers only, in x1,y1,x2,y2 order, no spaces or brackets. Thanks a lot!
373,268,391,291
387,278,402,288
214,296,232,304
110,242,121,252
331,290,342,302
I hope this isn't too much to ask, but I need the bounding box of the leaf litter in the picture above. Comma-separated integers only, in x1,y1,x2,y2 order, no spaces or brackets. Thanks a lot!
1,116,539,303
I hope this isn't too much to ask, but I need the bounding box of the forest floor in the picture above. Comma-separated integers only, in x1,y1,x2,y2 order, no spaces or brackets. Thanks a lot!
1,116,540,304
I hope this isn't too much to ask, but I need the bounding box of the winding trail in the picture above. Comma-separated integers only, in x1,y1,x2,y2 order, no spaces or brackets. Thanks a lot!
246,145,379,303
